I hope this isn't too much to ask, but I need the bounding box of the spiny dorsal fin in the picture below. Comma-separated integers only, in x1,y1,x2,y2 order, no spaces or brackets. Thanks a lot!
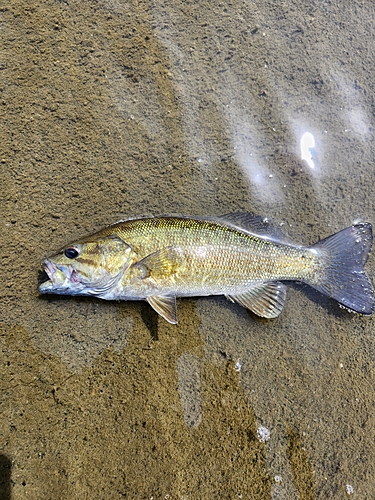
226,282,287,318
218,212,286,242
147,295,178,324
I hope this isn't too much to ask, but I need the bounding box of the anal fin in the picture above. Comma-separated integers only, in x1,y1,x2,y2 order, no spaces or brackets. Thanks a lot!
226,282,287,319
147,295,178,324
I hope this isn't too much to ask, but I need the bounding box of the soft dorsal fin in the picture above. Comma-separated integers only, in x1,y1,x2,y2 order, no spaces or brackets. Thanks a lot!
147,295,178,324
226,282,287,318
218,212,286,242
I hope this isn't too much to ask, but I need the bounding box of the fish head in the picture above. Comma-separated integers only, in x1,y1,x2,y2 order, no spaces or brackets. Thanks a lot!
39,235,134,296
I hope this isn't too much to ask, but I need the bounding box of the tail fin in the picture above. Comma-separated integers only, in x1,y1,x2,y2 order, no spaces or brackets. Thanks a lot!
309,223,374,314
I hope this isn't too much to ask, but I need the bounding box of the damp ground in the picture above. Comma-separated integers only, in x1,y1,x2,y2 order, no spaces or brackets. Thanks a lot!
1,0,375,498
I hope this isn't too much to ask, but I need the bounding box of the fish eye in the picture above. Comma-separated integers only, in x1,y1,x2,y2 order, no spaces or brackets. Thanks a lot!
64,247,80,259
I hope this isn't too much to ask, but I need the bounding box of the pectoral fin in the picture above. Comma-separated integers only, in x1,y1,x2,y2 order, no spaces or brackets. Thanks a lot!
147,295,178,324
226,282,287,318
136,247,183,277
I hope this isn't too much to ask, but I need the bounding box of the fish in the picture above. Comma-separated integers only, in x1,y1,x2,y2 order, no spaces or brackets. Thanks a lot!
38,213,374,324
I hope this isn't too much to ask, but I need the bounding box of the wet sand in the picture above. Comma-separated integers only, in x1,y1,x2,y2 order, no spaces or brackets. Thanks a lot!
1,0,375,498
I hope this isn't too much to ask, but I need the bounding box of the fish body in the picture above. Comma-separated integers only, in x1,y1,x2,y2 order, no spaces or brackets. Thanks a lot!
39,214,374,323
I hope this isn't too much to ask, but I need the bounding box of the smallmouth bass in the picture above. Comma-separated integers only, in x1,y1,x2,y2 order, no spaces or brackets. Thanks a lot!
38,213,374,323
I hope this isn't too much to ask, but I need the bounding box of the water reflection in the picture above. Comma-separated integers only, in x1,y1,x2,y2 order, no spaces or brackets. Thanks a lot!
225,102,284,204
176,353,202,428
300,132,316,169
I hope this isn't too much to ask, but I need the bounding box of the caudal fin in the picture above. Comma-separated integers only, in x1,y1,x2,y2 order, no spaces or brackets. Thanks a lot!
310,223,374,314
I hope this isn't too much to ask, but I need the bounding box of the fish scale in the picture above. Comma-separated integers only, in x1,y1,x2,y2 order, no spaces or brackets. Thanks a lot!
102,218,312,284
39,214,374,324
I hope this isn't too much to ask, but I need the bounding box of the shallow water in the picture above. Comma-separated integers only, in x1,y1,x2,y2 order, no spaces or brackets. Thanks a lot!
1,0,375,497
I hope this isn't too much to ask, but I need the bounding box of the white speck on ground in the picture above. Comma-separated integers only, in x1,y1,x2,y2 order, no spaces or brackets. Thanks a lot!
256,425,270,443
346,484,354,495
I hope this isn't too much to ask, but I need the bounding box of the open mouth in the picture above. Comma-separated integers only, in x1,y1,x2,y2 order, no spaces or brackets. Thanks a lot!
38,260,82,295
38,259,70,293
42,259,56,280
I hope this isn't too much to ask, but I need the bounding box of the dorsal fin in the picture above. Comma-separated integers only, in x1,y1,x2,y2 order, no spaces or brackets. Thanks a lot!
218,212,286,242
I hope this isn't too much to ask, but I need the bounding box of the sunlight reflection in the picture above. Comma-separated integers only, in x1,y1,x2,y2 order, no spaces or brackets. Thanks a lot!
224,103,283,204
300,132,316,169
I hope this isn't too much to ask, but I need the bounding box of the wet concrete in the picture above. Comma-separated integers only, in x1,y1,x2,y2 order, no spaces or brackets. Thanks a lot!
1,0,375,497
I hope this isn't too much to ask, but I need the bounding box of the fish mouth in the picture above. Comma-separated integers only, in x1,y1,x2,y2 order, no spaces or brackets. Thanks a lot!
38,259,72,293
42,259,56,280
38,259,121,297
